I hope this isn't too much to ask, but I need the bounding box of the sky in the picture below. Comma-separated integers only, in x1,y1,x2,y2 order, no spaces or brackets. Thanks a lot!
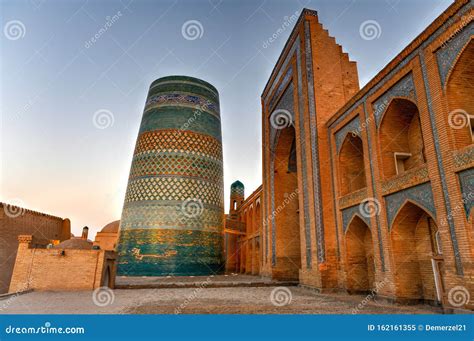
1,0,453,238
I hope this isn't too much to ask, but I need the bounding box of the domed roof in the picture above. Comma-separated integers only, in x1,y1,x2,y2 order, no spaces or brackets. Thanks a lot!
101,220,120,233
55,238,93,250
231,180,244,188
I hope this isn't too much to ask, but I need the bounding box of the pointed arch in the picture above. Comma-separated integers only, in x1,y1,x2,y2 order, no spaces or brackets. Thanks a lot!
378,98,426,179
338,133,367,195
390,201,444,303
445,38,474,149
272,125,301,280
345,215,375,293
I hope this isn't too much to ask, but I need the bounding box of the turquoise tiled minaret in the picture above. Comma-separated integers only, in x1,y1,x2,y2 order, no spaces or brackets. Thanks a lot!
117,76,224,276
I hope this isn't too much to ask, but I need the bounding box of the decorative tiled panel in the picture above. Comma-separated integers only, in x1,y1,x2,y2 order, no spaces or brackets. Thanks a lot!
117,76,224,276
117,228,222,276
134,130,222,160
124,176,223,207
381,165,429,195
139,107,222,142
453,145,474,171
268,67,293,110
372,73,417,127
149,76,219,105
436,22,474,87
335,116,361,153
121,202,222,233
458,167,474,219
342,204,371,233
339,187,368,209
305,20,324,264
129,152,223,184
145,92,220,119
384,182,436,229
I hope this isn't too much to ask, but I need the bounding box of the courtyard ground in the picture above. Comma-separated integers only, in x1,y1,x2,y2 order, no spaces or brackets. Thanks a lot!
1,275,441,314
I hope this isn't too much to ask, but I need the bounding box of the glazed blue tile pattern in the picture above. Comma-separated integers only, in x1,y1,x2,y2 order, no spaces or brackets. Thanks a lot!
231,181,245,197
150,76,219,104
117,76,224,277
436,22,474,87
145,92,220,119
120,202,223,232
328,126,340,259
372,73,417,128
419,49,463,274
335,116,361,154
342,204,371,233
268,67,293,110
363,102,386,271
295,35,314,268
139,107,222,142
384,182,436,229
305,20,324,264
328,2,472,275
458,167,474,218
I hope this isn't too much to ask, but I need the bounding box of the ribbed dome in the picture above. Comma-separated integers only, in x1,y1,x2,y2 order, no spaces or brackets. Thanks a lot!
55,238,93,250
101,220,120,233
231,180,244,188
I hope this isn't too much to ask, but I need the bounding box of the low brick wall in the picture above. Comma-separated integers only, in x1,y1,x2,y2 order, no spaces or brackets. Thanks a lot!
9,236,116,292
0,203,70,294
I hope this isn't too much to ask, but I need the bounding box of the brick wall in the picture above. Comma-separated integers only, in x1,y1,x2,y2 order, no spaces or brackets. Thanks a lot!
0,204,70,294
9,235,116,292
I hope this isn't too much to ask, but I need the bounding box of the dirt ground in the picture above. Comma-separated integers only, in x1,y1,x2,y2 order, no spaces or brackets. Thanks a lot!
1,286,440,315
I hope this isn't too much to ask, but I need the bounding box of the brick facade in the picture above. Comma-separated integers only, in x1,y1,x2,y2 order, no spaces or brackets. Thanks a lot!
9,235,116,292
0,203,70,294
227,1,473,311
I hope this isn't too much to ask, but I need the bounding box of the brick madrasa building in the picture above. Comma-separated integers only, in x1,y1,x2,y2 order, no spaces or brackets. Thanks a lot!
224,0,473,310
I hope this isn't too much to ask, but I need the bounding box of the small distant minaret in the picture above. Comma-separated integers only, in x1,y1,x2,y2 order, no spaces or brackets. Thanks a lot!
229,181,245,217
81,226,89,240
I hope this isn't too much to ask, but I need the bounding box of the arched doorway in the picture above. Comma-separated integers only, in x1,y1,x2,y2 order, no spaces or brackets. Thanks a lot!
379,99,425,179
345,216,375,293
103,265,112,288
391,202,444,304
339,134,367,195
272,126,301,280
446,39,474,149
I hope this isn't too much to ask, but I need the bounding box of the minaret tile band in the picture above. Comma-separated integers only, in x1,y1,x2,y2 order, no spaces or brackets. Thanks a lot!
117,75,224,276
